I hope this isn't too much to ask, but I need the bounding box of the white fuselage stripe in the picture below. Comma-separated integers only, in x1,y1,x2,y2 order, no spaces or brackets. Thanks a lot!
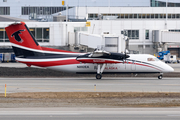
11,43,82,55
15,57,77,62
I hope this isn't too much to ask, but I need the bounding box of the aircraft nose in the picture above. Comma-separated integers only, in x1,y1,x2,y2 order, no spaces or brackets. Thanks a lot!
165,65,174,72
169,67,174,72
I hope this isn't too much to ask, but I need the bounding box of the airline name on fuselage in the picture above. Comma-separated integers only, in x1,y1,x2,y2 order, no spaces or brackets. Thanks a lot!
93,59,105,62
105,67,118,70
77,66,89,68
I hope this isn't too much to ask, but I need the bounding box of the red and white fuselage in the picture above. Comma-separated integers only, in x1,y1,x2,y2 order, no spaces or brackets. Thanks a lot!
12,41,173,74
5,22,174,79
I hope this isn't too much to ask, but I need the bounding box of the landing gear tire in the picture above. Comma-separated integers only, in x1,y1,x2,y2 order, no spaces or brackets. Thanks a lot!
96,74,102,79
158,75,163,79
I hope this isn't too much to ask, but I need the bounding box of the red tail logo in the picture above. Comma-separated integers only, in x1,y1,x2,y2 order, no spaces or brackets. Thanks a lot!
5,22,42,50
11,29,25,43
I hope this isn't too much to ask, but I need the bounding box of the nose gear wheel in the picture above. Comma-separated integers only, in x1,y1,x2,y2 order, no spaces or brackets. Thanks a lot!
158,75,163,79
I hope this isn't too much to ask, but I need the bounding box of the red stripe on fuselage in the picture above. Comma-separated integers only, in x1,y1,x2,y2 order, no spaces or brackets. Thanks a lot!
19,59,80,67
117,61,161,71
126,61,161,71
135,62,161,71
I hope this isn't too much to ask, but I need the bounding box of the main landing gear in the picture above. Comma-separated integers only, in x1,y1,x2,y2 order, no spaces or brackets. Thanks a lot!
96,74,102,79
96,64,106,79
158,73,163,79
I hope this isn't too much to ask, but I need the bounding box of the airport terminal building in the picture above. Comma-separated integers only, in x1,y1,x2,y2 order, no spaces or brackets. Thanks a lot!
1,0,180,56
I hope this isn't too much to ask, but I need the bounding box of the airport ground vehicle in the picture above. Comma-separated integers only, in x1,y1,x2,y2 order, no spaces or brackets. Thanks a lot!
157,51,170,60
157,51,179,63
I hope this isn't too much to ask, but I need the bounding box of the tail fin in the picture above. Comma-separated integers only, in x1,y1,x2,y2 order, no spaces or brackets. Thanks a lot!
5,22,43,57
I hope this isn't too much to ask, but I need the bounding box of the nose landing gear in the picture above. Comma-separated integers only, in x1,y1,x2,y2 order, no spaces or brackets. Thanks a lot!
158,73,163,79
158,75,163,79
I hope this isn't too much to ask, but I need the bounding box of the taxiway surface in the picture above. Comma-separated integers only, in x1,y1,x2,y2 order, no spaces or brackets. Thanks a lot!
0,63,180,72
0,108,180,120
0,77,180,93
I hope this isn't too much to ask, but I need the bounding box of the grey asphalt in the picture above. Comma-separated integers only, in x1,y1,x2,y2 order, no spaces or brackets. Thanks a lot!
0,63,40,68
0,108,180,120
1,62,180,72
1,77,180,93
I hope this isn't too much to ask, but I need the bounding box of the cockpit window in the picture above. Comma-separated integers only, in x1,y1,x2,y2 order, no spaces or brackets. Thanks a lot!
147,58,155,61
147,58,159,61
154,58,160,61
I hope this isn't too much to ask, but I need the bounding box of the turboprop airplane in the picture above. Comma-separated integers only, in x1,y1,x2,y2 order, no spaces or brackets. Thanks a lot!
5,22,174,79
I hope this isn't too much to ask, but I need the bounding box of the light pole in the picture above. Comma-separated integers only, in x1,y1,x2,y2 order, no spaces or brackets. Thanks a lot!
66,0,68,22
165,0,168,29
66,0,68,46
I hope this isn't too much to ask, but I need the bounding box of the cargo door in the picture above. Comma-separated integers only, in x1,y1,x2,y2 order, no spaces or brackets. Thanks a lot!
125,60,131,71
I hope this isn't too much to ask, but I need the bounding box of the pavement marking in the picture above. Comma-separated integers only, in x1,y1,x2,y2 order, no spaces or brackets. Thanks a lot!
0,111,82,115
167,115,180,117
162,84,180,86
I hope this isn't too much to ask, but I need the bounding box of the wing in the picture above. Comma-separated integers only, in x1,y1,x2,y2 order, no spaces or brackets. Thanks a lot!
76,50,129,64
88,50,110,57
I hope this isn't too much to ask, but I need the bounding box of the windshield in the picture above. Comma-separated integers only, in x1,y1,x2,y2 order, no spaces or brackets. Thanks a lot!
154,58,160,61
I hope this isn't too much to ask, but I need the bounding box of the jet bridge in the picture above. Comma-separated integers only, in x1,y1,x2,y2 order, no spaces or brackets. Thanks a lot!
153,30,180,43
77,32,126,53
152,30,180,53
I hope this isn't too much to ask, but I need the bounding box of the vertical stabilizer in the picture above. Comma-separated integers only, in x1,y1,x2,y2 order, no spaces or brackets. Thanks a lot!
5,22,43,57
5,22,41,50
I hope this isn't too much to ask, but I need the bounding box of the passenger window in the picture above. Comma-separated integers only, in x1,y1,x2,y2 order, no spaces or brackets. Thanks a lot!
147,58,155,61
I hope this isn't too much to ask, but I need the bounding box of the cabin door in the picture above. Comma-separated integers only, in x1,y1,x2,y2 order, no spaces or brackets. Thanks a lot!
131,60,136,71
